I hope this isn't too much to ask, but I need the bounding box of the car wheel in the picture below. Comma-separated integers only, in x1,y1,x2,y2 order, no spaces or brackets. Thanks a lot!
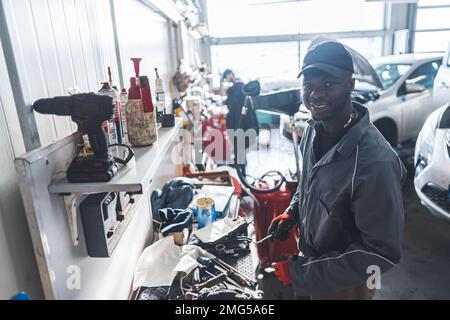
374,119,398,146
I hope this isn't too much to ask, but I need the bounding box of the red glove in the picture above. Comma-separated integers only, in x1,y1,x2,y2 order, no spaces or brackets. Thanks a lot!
267,213,296,241
272,260,291,286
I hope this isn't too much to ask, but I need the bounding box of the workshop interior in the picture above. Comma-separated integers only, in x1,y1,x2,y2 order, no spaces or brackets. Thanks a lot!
1,0,450,301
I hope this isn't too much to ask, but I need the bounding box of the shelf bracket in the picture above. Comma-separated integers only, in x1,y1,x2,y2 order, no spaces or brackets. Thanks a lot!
60,190,136,247
62,193,83,246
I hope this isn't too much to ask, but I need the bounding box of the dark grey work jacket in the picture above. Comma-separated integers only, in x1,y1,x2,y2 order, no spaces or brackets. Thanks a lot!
287,102,407,296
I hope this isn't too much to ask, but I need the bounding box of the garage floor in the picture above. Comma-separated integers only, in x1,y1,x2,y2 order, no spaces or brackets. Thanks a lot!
246,129,450,299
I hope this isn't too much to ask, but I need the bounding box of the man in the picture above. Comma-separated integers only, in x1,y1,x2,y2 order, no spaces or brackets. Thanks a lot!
222,69,259,169
268,41,406,300
222,69,243,132
222,69,258,133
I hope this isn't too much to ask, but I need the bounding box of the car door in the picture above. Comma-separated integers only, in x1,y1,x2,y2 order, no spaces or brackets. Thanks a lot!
398,60,442,141
433,44,450,109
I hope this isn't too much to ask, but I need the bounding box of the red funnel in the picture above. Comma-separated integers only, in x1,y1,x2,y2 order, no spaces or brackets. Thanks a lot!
131,58,142,78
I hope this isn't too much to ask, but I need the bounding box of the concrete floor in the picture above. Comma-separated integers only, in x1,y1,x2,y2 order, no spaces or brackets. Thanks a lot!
374,173,450,299
246,130,450,299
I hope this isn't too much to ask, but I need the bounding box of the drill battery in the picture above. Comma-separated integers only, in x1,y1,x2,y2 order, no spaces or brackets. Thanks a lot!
67,154,118,183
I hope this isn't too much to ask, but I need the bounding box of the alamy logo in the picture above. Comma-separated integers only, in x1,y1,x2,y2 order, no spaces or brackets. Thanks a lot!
366,265,381,290
66,265,81,290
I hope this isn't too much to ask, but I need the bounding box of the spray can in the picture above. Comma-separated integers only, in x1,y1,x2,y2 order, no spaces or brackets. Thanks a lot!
119,88,128,142
106,66,125,143
154,68,165,126
98,82,123,145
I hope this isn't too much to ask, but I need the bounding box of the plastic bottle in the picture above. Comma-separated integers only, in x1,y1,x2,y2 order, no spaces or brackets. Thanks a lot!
119,88,128,141
154,68,165,126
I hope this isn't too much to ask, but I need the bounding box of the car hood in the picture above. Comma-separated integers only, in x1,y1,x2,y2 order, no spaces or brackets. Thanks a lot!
348,46,383,90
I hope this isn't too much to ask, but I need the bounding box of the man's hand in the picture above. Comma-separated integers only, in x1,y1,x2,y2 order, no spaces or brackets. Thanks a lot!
267,213,297,241
272,260,291,286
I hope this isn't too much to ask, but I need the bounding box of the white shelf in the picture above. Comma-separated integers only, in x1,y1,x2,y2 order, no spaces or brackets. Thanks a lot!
49,118,182,195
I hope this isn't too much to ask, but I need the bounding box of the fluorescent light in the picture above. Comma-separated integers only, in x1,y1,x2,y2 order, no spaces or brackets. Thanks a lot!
365,0,418,3
250,0,310,6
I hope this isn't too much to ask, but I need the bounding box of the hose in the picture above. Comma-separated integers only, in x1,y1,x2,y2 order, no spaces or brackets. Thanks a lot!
233,80,286,194
235,164,285,194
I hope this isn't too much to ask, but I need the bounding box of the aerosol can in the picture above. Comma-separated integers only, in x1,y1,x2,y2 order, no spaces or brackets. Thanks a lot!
119,88,128,142
98,81,123,146
154,67,165,128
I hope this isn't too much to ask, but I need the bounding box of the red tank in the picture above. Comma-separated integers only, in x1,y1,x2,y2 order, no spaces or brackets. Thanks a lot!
202,112,231,163
253,181,299,268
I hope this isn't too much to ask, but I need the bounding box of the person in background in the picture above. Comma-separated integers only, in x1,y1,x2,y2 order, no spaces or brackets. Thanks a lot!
222,69,259,170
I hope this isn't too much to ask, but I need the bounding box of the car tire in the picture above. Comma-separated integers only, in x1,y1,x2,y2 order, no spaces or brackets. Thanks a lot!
374,119,398,146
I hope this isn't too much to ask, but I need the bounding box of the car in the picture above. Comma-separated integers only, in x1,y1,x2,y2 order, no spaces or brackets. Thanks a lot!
413,103,450,221
433,42,450,109
281,53,443,146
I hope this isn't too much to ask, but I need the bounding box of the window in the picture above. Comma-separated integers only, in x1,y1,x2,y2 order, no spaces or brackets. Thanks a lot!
211,42,299,84
207,0,301,37
416,8,450,30
211,37,382,89
414,31,450,53
415,2,450,53
207,0,384,37
296,0,384,34
418,0,450,6
406,60,442,89
374,64,411,90
339,37,383,60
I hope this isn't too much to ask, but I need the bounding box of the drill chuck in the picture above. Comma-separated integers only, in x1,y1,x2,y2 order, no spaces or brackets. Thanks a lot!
33,93,114,121
33,96,73,116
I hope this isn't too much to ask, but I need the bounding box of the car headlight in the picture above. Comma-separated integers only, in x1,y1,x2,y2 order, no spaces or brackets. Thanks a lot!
446,129,450,149
414,110,441,176
415,109,441,174
416,121,436,165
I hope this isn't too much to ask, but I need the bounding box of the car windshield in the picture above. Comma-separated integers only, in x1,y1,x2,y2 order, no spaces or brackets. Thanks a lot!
373,63,412,90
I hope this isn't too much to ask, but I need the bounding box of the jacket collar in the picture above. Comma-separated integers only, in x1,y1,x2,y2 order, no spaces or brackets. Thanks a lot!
307,102,370,159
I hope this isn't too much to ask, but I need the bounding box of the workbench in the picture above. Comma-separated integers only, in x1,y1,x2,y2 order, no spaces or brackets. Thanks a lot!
132,221,260,300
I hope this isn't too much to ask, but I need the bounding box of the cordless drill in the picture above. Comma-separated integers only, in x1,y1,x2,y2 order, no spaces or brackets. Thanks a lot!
33,93,117,182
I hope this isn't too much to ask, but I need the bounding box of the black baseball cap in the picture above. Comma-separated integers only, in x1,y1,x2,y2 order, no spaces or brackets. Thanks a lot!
297,41,354,78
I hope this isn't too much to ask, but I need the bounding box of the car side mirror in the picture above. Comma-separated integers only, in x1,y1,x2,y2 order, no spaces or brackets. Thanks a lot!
405,83,426,94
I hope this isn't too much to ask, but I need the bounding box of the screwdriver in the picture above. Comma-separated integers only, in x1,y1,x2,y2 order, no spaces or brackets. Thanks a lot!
254,233,274,244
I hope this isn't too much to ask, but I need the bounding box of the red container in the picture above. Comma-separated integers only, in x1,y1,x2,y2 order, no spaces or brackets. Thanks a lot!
253,182,299,268
202,112,231,163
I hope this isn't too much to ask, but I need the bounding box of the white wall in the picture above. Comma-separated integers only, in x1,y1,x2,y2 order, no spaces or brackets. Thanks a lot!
2,0,120,147
0,0,199,299
0,0,119,299
0,24,43,300
114,0,175,107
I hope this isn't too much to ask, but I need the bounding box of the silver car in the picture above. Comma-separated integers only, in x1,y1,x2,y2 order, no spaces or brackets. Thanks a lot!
414,103,450,221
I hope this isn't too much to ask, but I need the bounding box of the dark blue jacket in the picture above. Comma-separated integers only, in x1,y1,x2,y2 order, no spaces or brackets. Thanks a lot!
287,102,407,296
